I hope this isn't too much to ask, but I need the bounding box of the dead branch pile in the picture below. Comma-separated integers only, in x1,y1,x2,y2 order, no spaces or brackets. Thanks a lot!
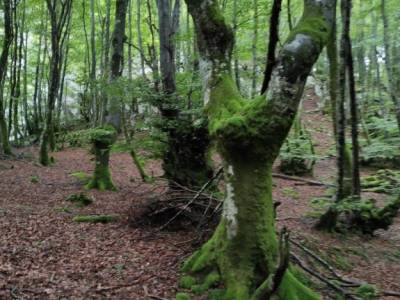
129,169,223,231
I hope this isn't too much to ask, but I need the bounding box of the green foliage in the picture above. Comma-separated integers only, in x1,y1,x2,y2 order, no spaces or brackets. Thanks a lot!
175,293,191,300
65,129,94,148
30,175,40,183
361,169,400,194
69,171,91,184
55,207,72,214
279,124,317,175
72,215,119,223
332,196,400,234
355,284,379,300
282,187,300,200
66,193,93,207
361,117,400,167
179,276,197,289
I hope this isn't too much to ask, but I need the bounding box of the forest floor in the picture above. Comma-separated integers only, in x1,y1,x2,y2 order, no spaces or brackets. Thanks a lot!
0,90,400,300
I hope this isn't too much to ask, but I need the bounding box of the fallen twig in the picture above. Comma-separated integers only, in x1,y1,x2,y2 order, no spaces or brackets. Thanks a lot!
272,172,334,187
157,168,223,231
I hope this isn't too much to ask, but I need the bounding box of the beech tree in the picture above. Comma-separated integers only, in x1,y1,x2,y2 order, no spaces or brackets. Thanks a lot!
39,0,73,166
181,0,335,298
156,0,214,189
86,0,129,191
0,0,13,155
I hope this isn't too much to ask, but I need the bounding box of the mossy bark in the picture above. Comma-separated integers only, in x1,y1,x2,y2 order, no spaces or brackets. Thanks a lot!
0,115,12,155
86,128,117,191
183,0,334,298
183,159,321,299
163,118,214,189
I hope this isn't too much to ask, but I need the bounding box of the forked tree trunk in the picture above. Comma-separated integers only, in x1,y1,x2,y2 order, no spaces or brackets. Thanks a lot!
39,0,73,166
182,0,334,298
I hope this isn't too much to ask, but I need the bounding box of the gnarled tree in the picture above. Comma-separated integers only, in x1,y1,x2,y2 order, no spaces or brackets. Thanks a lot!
181,0,334,298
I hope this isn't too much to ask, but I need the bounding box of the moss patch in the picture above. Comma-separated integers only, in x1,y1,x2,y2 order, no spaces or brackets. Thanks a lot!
66,193,93,207
72,215,119,223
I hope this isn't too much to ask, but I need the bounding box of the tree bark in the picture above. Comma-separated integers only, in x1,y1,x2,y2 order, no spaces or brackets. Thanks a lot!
0,0,14,155
381,0,400,131
183,0,334,298
156,0,214,189
39,0,73,166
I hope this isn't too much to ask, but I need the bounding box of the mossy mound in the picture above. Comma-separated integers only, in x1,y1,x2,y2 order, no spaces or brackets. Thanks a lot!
66,193,93,207
361,169,400,194
72,215,119,223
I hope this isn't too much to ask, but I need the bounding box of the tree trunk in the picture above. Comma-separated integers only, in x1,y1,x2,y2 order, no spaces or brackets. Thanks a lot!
0,0,13,155
88,0,129,191
251,0,258,98
156,0,214,189
39,0,73,166
341,0,360,196
182,0,334,298
136,0,146,77
381,0,400,131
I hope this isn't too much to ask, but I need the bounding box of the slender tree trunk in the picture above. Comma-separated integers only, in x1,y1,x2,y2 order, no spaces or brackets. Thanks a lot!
101,0,111,123
57,32,71,126
183,0,334,298
136,0,146,77
251,0,258,98
232,0,241,91
39,0,73,166
32,17,44,133
341,0,360,196
0,0,14,155
381,0,400,131
87,0,129,191
261,0,282,94
90,0,97,123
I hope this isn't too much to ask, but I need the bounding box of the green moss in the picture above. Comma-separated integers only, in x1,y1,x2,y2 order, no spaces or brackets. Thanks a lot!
208,289,226,300
287,17,329,48
70,171,91,184
277,271,322,300
73,215,119,223
355,284,379,300
86,126,117,191
190,272,220,295
66,193,93,207
30,175,40,183
175,293,191,300
179,276,197,289
55,206,72,214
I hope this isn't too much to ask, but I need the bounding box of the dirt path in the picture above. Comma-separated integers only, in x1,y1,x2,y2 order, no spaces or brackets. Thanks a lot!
0,90,399,300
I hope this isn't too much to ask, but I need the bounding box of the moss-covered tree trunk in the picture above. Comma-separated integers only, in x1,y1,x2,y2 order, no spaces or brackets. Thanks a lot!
157,0,214,189
181,0,334,298
87,0,128,191
86,128,117,191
